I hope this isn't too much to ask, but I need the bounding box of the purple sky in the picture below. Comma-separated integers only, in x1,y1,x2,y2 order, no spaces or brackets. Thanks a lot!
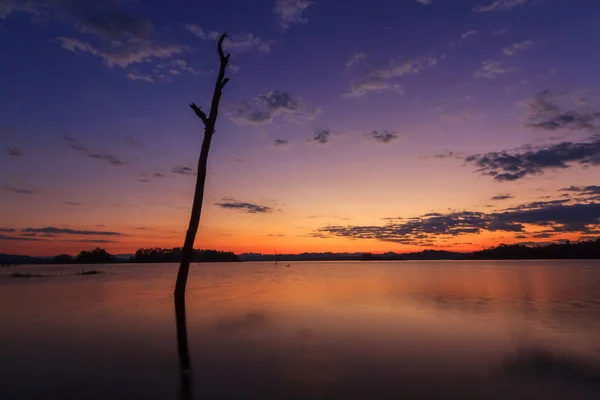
1,0,600,256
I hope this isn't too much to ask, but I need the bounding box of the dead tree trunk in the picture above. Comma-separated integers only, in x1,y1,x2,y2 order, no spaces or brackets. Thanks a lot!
174,33,230,299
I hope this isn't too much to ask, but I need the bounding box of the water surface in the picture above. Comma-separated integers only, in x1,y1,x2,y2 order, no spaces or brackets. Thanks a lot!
1,260,600,399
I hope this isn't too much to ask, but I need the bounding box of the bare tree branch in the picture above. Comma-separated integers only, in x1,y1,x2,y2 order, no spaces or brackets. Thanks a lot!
189,103,208,125
218,33,229,62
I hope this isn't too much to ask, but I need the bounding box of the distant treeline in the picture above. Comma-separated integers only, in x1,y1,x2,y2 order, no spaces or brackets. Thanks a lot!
467,239,600,260
2,239,599,266
132,247,239,263
51,247,239,264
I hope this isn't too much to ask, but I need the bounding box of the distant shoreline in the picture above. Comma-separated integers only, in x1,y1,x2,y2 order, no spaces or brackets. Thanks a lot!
2,239,599,265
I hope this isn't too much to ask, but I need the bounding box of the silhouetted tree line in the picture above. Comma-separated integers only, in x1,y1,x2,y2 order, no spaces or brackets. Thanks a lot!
54,247,114,264
467,239,600,260
133,247,239,263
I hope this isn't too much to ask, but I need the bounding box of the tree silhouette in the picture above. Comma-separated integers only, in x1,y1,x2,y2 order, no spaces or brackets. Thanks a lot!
174,33,231,298
76,247,113,264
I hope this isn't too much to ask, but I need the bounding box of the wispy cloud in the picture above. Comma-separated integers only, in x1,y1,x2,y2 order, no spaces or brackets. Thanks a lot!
172,166,196,175
22,227,121,236
274,0,314,30
461,30,478,40
127,69,154,83
225,33,272,54
345,56,436,98
70,239,117,243
183,24,210,39
346,52,367,67
215,198,273,213
5,147,23,156
3,184,36,195
139,173,150,183
474,0,530,13
228,91,319,126
183,24,271,54
63,201,84,206
503,40,533,56
63,137,124,166
474,60,516,79
416,0,432,4
87,153,124,166
365,130,398,144
491,194,514,201
0,228,16,232
0,234,44,241
56,36,187,69
274,139,289,146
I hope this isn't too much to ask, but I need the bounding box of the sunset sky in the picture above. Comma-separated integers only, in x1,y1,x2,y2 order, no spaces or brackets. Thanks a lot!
1,0,600,256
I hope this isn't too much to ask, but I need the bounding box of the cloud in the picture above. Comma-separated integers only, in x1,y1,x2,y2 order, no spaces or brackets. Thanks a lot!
215,198,273,213
6,147,23,156
503,40,533,56
228,91,319,126
492,194,514,201
474,60,516,79
172,165,196,175
440,111,474,123
432,150,463,159
313,200,600,245
416,0,432,4
63,136,124,166
274,0,314,30
312,128,330,145
183,24,270,54
0,234,44,241
139,173,150,183
225,33,271,54
464,137,600,181
0,227,16,232
3,3,187,71
170,59,199,74
345,56,436,98
365,130,398,144
153,172,165,178
346,52,367,67
493,27,508,35
87,153,124,166
126,69,154,83
22,227,121,236
57,36,188,69
183,23,207,39
522,90,600,132
274,139,289,146
3,184,36,195
63,201,84,206
474,0,530,13
461,30,477,40
559,185,600,198
70,239,117,243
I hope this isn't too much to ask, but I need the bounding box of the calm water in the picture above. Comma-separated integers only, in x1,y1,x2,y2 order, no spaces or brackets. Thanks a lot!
1,260,600,399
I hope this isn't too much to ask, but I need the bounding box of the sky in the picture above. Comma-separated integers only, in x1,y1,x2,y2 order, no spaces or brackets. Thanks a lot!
1,0,600,256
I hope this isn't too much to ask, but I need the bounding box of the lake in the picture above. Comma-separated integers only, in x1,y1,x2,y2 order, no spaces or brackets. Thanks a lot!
1,260,600,399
